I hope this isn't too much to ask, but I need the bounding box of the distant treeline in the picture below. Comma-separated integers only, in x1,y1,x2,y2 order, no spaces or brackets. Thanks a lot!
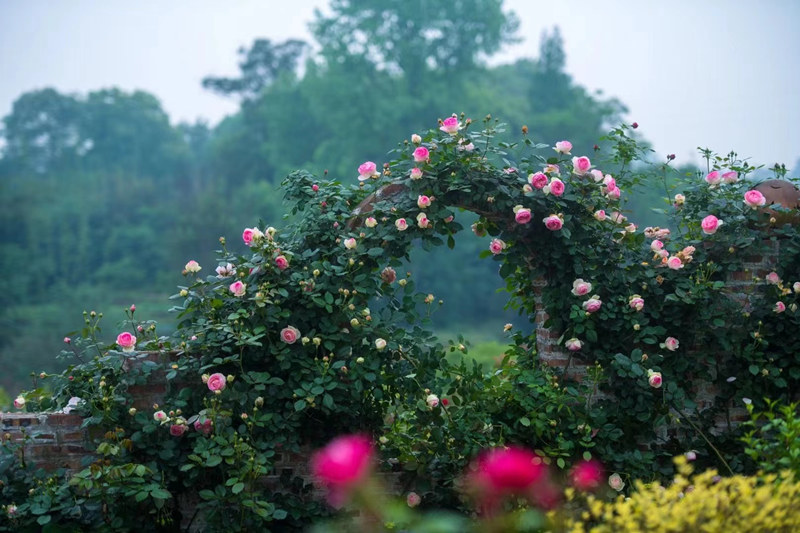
0,0,682,394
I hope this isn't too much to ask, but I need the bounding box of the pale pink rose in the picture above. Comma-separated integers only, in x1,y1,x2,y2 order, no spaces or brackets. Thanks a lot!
701,215,723,235
606,186,621,200
458,142,475,152
722,171,738,183
571,279,592,297
440,115,460,134
774,301,786,313
650,239,664,252
207,373,227,392
185,260,201,273
744,190,766,207
116,332,137,352
395,218,408,231
416,212,430,228
681,246,696,258
582,297,602,313
229,280,246,297
375,338,387,350
543,215,563,231
625,223,637,233
381,267,396,284
275,255,289,270
657,249,669,259
489,238,506,255
594,210,607,221
444,215,454,223
663,337,679,351
417,195,431,209
13,396,25,409
170,424,187,437
674,194,685,206
549,178,565,196
522,184,533,193
608,473,625,491
504,167,517,174
216,263,235,278
410,167,423,180
6,505,17,517
572,156,592,175
153,410,168,422
406,492,421,508
603,175,617,189
544,164,560,175
765,272,781,285
426,394,439,408
565,338,583,352
529,172,549,189
358,161,378,181
64,336,71,344
654,228,671,239
411,134,422,144
365,217,377,228
610,211,626,224
281,326,301,344
793,281,800,293
629,295,645,311
554,140,573,154
343,237,357,250
590,169,605,182
667,256,684,270
705,171,721,186
648,371,663,388
515,207,532,224
413,146,430,163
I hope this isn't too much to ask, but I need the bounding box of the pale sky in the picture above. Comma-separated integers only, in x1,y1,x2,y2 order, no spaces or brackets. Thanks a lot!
1,0,799,170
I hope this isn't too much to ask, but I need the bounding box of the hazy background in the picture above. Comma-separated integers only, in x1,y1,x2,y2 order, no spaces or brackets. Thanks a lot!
1,0,798,400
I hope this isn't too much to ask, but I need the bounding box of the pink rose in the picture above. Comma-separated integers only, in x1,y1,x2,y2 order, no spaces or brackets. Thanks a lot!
489,238,506,255
185,260,201,273
194,418,213,435
571,279,592,297
629,295,644,311
275,255,289,270
543,215,563,231
705,171,721,186
594,210,607,221
153,410,167,422
413,146,430,163
416,212,430,228
774,301,786,313
64,336,71,344
572,156,592,175
410,167,423,180
229,280,246,297
411,134,422,144
216,262,235,278
13,396,25,409
722,171,738,183
311,434,374,506
395,218,408,231
458,141,475,152
242,228,255,246
608,473,625,491
674,194,685,206
610,211,626,224
364,216,377,228
312,184,319,192
417,195,431,209
655,228,671,239
765,272,781,285
381,267,396,284
529,172,549,189
343,237,357,250
281,326,300,344
358,161,378,181
207,373,227,392
648,371,663,388
440,115,460,134
650,239,664,252
469,447,547,511
590,169,605,182
603,175,617,189
544,164,560,175
663,337,679,351
701,215,723,235
667,256,684,270
606,186,621,200
554,140,573,154
744,190,766,207
426,394,439,408
570,460,603,492
406,492,421,508
170,424,187,437
116,332,137,353
565,338,582,351
549,178,565,196
582,297,602,313
514,207,532,224
793,281,800,293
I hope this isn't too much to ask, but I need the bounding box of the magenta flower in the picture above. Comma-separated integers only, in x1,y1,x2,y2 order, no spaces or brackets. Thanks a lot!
468,446,548,514
705,171,721,186
207,373,227,392
570,460,604,491
357,161,378,181
311,434,374,506
572,156,591,175
548,178,565,196
744,190,766,207
489,238,506,255
514,207,532,224
529,172,549,189
440,115,460,134
275,255,289,271
413,146,430,163
170,424,187,437
281,326,301,344
116,332,137,353
701,215,724,235
774,301,786,313
543,215,563,231
229,280,246,297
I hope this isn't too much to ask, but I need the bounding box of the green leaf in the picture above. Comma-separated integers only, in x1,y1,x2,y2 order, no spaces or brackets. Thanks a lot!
519,416,531,427
273,509,288,520
205,455,223,467
294,400,306,412
232,482,245,495
150,488,171,500
37,515,52,526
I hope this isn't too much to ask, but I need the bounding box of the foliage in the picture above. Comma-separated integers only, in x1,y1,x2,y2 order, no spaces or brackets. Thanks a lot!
742,399,800,477
560,456,800,532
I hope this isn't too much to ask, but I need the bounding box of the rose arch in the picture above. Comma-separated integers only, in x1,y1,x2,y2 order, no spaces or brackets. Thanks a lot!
4,114,800,529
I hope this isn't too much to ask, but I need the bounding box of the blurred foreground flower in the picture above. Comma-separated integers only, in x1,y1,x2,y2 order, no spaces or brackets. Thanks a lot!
311,434,375,507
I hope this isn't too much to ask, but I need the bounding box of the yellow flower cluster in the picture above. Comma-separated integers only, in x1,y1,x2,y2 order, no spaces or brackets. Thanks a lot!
560,457,800,532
